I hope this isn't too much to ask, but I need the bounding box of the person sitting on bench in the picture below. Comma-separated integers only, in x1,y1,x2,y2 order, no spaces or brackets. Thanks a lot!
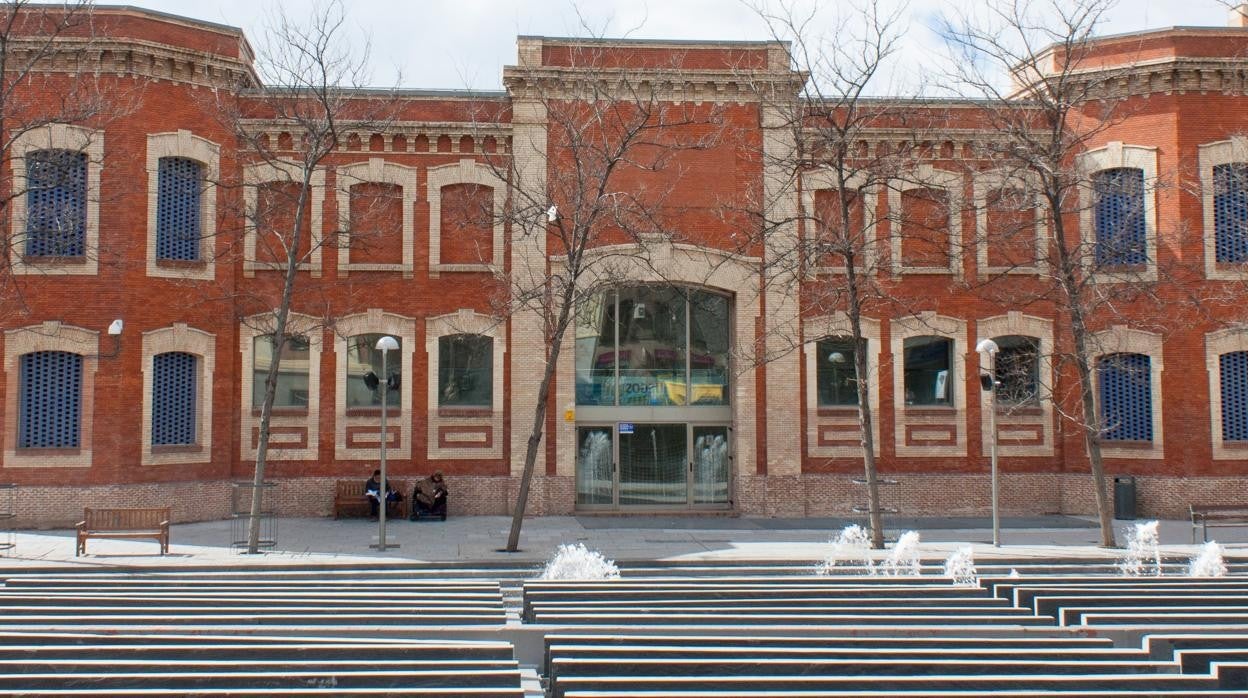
364,469,402,519
411,471,448,520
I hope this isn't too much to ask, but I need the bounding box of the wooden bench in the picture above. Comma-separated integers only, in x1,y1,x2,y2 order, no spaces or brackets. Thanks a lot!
75,507,170,556
333,480,408,519
1190,504,1248,543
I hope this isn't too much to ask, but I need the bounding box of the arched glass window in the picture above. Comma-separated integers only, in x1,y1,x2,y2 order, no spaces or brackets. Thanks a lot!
1220,350,1248,442
903,336,952,406
18,351,82,448
346,333,401,408
1214,162,1248,264
155,156,203,261
152,352,197,446
25,149,87,257
439,334,492,407
1097,352,1153,442
1093,167,1146,267
993,335,1040,406
252,335,310,409
816,337,862,406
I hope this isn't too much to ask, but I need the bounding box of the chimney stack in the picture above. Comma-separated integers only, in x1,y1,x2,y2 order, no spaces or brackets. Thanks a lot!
1231,3,1248,28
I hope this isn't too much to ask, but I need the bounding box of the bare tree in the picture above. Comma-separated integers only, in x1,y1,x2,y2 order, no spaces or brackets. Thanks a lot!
487,38,734,552
941,0,1192,547
0,1,128,322
212,0,396,553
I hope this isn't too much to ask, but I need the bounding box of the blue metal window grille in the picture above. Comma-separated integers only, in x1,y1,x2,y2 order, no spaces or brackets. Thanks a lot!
1214,163,1248,264
25,149,86,257
1097,353,1152,442
17,351,82,449
152,352,197,446
156,157,203,261
1093,168,1146,267
1220,351,1248,442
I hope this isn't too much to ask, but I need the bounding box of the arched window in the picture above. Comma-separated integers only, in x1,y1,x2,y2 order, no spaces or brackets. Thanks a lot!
1220,350,1248,442
816,337,862,406
252,335,310,409
1214,163,1248,264
18,351,82,448
151,352,198,446
155,157,204,262
1097,352,1153,442
993,335,1040,406
439,334,492,407
345,333,401,408
903,336,952,406
25,149,87,257
1093,167,1146,267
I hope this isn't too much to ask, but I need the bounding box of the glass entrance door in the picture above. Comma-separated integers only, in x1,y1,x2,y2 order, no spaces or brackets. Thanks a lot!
576,423,732,509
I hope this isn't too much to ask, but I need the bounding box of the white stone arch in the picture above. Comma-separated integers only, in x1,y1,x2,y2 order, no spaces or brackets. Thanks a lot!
146,130,221,280
972,168,1048,276
9,123,104,276
799,168,879,275
333,309,416,461
1090,325,1164,459
238,311,322,462
891,311,968,457
975,312,1055,457
334,158,418,277
888,164,963,277
1078,141,1159,283
427,158,506,275
1198,137,1248,281
1205,325,1248,460
140,324,216,466
427,309,506,460
3,321,100,468
803,313,881,458
243,161,327,278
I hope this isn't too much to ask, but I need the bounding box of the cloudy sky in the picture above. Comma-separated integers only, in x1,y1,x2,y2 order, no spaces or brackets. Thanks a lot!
125,0,1235,91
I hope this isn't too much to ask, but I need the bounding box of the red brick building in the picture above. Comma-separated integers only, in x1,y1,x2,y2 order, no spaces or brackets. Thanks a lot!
4,6,1248,526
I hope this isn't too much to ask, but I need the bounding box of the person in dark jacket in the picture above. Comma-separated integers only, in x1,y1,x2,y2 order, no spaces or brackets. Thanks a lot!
364,469,401,519
411,471,448,520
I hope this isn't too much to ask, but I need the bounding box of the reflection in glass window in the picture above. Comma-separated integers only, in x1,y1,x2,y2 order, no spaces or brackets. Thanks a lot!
903,336,952,406
439,334,492,407
346,333,401,408
816,337,861,406
994,335,1040,406
252,335,310,409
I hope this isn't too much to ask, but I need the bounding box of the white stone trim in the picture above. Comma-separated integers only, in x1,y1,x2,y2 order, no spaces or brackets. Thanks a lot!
553,240,762,479
333,309,415,461
427,158,506,276
891,311,968,457
426,309,506,461
888,165,963,277
242,161,326,278
972,169,1048,276
1078,142,1159,283
1198,137,1248,281
1206,325,1248,460
140,324,215,466
803,314,881,458
145,130,220,280
9,124,103,276
1090,325,1164,459
238,312,322,462
799,168,879,275
3,322,99,468
975,312,1055,458
334,159,417,278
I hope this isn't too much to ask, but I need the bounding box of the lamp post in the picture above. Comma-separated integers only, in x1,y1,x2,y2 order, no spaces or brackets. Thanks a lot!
371,335,400,551
976,338,1000,547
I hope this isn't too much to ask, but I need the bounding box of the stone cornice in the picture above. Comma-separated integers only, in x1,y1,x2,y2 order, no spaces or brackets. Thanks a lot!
503,67,805,103
1018,57,1248,100
240,120,513,155
10,36,257,89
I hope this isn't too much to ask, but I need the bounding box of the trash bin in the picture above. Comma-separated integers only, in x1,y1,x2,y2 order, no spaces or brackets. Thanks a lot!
1113,475,1136,520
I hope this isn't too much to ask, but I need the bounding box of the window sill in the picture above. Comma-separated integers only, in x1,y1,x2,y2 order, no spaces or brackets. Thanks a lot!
345,407,401,417
903,405,956,412
151,444,203,454
817,406,861,416
21,255,87,265
438,406,493,417
251,408,310,418
1099,439,1154,449
997,404,1042,416
15,447,82,456
155,259,207,269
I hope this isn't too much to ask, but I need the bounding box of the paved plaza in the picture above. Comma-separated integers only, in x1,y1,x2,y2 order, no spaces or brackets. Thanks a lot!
3,514,1246,568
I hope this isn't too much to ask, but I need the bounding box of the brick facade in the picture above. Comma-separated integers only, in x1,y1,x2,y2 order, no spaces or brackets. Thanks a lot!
3,7,1248,526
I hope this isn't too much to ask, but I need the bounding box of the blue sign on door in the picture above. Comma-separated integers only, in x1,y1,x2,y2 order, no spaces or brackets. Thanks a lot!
618,422,634,434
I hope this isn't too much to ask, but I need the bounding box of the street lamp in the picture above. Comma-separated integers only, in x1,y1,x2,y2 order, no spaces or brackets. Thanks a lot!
370,335,400,551
976,337,1000,547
